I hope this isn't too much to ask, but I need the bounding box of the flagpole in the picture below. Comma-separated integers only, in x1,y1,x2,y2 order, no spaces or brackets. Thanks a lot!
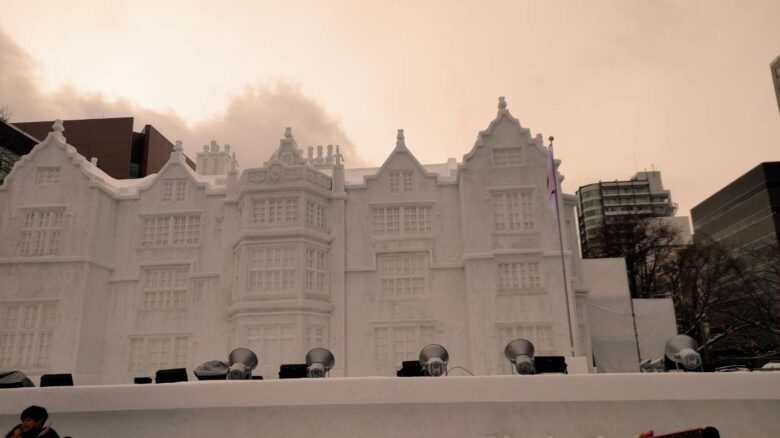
548,136,576,357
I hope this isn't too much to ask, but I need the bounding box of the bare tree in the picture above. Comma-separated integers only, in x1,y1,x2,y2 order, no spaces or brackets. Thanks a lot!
588,216,683,298
672,241,780,358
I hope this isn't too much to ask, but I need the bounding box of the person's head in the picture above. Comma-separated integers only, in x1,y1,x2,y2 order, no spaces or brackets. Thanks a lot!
5,425,22,438
20,405,48,432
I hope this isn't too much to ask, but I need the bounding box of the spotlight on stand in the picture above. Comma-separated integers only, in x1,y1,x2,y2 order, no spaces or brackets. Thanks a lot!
227,347,259,380
305,348,335,378
419,344,449,377
194,360,230,381
504,339,536,375
0,371,34,388
665,334,702,372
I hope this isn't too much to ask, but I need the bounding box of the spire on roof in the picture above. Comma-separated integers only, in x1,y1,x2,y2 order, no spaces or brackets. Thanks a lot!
396,129,406,149
52,119,65,141
230,151,238,172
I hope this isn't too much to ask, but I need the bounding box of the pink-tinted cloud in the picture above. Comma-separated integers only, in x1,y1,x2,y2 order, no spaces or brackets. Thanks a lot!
0,28,367,169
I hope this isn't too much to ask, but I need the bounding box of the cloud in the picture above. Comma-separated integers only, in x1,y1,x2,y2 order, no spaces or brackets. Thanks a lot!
0,28,367,169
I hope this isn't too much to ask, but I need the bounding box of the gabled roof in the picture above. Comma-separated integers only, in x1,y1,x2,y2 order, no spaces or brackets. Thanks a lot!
1,121,224,197
265,127,308,167
461,96,547,168
347,129,450,188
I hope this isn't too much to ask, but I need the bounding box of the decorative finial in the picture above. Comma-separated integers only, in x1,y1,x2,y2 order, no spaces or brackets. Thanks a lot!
203,144,209,152
284,127,292,139
548,135,554,145
335,145,343,166
498,96,507,110
52,119,64,133
175,140,184,152
90,157,98,166
396,129,405,148
224,144,231,152
230,151,237,171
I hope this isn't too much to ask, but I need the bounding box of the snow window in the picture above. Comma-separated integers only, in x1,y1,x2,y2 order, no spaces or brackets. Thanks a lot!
492,148,523,167
377,253,427,299
128,335,189,375
497,261,542,292
0,301,57,370
247,246,297,294
17,208,64,256
35,167,60,185
492,190,534,231
372,205,432,237
305,247,328,295
142,265,189,310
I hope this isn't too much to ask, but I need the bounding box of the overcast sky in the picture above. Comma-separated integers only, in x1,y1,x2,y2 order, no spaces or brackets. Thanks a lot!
1,0,778,216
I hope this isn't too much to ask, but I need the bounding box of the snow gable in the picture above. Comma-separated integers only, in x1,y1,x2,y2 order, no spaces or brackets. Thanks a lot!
353,129,443,192
461,97,548,174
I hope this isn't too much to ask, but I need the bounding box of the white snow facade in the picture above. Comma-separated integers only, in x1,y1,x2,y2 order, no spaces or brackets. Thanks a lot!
0,99,595,384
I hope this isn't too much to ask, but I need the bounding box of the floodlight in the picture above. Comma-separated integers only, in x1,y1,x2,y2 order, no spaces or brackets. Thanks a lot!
665,334,702,371
305,348,335,378
419,344,449,377
227,347,259,380
0,371,34,388
504,339,536,375
194,360,230,380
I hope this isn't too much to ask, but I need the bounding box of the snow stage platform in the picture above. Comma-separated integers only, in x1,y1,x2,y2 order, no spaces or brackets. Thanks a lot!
0,373,778,437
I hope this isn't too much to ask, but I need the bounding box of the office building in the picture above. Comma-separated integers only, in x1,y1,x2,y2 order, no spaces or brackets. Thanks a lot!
691,162,780,251
11,117,193,179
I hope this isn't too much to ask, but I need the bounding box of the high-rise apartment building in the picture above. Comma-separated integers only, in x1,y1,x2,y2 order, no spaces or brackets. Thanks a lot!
576,171,679,258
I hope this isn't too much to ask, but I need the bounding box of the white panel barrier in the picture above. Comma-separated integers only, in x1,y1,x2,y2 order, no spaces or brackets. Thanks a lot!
0,373,778,437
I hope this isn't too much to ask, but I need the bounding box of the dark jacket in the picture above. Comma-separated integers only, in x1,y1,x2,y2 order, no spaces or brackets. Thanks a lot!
22,426,59,438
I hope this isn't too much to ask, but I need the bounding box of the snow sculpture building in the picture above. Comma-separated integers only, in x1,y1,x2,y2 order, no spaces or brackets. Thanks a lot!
0,98,595,384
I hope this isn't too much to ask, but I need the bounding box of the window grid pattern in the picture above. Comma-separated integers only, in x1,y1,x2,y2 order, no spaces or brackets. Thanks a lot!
372,205,432,237
492,148,523,167
303,325,327,352
161,179,187,202
498,262,542,292
17,209,64,256
128,335,189,375
389,170,414,192
35,167,60,185
247,246,296,294
378,253,426,298
305,201,327,231
373,325,434,373
492,191,534,231
251,198,299,225
0,302,56,370
141,215,200,247
246,325,296,367
498,324,554,355
214,217,223,239
305,247,329,295
142,266,189,309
